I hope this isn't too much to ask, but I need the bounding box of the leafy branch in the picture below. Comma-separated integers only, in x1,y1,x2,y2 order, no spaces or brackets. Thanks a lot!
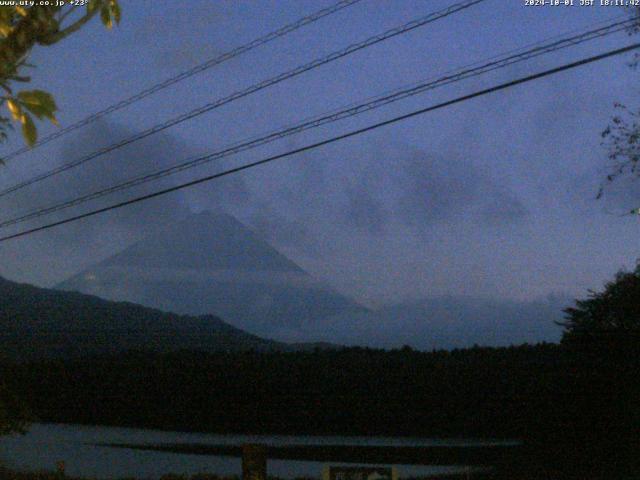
0,0,120,150
599,7,640,213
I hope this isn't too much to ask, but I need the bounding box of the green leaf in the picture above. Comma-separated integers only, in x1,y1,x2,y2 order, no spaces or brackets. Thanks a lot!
17,90,58,124
0,23,12,38
0,8,13,24
17,89,56,111
100,5,112,29
6,99,22,121
20,113,36,147
110,0,121,24
87,0,101,14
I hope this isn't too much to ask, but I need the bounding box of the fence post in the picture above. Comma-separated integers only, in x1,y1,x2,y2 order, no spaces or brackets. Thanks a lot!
242,443,267,480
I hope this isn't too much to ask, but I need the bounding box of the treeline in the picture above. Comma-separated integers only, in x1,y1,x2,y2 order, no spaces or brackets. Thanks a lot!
2,342,639,478
0,343,631,438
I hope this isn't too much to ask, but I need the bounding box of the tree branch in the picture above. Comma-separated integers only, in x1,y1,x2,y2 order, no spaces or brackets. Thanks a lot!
57,5,79,25
39,5,100,45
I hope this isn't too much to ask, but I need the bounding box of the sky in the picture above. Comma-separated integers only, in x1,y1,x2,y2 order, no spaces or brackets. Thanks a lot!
0,0,639,313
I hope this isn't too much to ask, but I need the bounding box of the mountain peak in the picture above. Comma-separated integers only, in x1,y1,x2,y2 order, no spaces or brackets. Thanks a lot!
101,211,304,273
57,210,366,339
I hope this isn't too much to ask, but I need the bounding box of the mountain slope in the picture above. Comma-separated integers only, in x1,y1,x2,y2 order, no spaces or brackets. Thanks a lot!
57,211,367,339
0,276,285,361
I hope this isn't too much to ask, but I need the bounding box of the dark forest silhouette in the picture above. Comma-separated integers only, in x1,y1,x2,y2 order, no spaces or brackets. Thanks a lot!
1,264,640,478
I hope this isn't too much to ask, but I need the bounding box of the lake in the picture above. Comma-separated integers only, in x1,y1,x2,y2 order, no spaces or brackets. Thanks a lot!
0,424,516,479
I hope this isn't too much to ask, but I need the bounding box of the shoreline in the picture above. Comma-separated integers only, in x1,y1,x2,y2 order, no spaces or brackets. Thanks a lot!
21,422,521,445
95,442,517,467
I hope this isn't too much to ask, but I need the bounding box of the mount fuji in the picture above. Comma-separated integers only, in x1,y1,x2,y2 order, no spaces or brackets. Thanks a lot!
57,211,367,339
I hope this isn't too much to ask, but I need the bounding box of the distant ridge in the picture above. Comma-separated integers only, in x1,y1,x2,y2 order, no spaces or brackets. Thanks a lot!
0,276,287,361
57,211,367,339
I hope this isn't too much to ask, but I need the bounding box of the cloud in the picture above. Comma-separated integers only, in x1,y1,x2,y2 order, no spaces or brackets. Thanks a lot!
131,1,229,73
477,178,530,224
342,180,387,233
208,140,529,251
275,294,569,349
0,120,192,285
30,120,190,228
245,201,318,253
341,167,388,234
392,149,479,226
0,127,528,296
380,143,528,230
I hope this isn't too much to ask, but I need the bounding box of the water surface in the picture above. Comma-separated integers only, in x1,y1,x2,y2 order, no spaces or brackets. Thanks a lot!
0,424,513,479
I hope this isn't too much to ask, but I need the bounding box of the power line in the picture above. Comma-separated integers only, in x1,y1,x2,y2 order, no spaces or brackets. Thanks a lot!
1,42,638,244
1,17,633,229
0,0,486,199
0,0,364,162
